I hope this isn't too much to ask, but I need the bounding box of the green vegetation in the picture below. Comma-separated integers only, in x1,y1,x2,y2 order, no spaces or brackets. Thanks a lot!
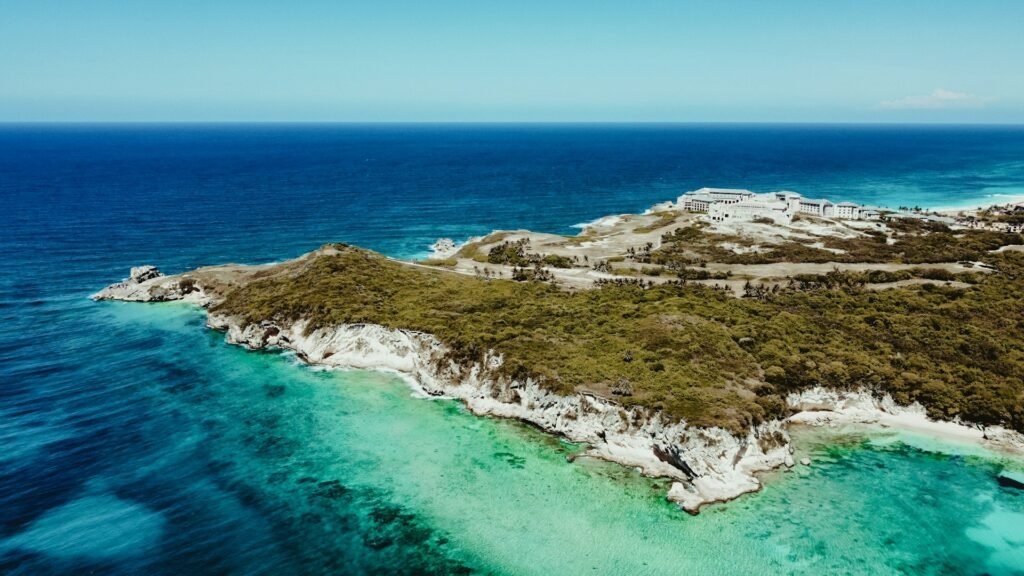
742,253,1024,433
213,245,1024,435
609,265,673,278
561,231,598,245
641,266,663,277
652,222,1022,266
453,232,512,260
542,254,575,268
772,268,981,289
634,212,678,234
417,258,458,267
486,239,574,268
487,239,532,266
676,267,731,281
972,207,1024,226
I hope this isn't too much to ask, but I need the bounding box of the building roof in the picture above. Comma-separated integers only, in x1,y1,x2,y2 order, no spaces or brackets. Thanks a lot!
694,187,754,196
836,202,859,207
800,198,834,206
736,195,787,206
683,193,713,202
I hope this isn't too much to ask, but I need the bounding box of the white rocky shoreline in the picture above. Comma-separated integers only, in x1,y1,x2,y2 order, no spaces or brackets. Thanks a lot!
92,265,1024,514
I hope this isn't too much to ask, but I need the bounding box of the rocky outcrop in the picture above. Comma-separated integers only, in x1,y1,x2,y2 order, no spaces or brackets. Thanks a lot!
91,267,209,305
786,387,1024,455
205,313,793,514
430,238,458,258
128,265,162,283
997,471,1024,490
786,388,910,417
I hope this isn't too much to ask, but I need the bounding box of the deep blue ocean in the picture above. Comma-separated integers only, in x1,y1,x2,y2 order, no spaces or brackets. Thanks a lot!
2,124,1024,575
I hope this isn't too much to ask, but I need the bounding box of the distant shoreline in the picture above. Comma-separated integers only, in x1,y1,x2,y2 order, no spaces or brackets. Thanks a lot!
4,121,1024,127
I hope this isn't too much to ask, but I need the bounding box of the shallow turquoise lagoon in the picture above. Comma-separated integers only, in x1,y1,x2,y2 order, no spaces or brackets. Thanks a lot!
10,302,1016,575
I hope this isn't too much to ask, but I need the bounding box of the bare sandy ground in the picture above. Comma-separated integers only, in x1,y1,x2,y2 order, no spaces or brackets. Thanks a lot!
424,202,989,294
180,201,991,298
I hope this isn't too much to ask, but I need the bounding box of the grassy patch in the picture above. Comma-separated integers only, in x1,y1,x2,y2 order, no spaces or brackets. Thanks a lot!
634,212,678,234
453,232,513,260
417,258,458,267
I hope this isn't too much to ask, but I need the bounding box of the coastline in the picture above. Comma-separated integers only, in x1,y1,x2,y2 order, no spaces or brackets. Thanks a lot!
92,268,793,514
786,389,1024,458
931,191,1024,215
92,267,1024,514
205,313,793,514
187,307,1024,507
89,190,1024,514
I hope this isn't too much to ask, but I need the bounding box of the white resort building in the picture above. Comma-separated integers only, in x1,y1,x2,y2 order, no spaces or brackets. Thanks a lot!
677,187,880,224
702,188,756,204
835,201,860,219
799,198,835,218
680,192,714,212
708,195,792,224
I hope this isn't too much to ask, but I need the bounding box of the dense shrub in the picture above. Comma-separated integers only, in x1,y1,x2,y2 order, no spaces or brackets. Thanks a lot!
655,223,1022,266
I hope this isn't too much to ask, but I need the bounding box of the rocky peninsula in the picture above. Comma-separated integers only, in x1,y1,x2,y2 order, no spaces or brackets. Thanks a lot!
94,196,1024,512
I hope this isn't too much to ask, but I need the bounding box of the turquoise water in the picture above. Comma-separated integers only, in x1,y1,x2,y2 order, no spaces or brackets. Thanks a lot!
17,301,1019,575
3,125,1024,574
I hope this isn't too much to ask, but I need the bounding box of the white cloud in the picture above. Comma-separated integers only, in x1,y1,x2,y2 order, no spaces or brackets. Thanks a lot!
879,89,994,110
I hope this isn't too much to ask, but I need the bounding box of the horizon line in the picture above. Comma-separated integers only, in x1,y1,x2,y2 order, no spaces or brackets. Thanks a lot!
2,120,1024,127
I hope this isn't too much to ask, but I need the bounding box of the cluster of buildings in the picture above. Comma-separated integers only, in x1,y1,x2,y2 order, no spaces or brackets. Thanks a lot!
952,201,1024,233
952,218,1022,233
677,188,881,225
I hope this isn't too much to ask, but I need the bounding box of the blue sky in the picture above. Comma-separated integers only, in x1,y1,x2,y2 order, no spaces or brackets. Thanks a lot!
1,0,1022,122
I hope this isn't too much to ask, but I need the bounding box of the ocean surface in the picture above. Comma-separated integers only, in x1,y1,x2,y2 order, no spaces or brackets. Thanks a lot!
2,123,1024,575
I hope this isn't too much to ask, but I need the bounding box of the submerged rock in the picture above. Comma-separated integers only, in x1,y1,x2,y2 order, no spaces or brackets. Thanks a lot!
997,470,1024,490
